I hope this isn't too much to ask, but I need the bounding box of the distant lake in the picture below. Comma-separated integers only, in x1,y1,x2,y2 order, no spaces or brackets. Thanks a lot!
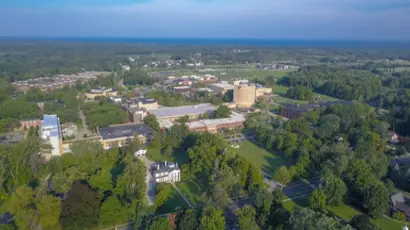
1,37,410,48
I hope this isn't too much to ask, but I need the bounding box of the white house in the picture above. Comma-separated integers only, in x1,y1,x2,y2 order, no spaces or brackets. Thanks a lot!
153,161,181,183
134,149,147,157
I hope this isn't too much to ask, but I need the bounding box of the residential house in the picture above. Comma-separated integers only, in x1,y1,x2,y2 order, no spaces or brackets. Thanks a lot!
153,161,181,183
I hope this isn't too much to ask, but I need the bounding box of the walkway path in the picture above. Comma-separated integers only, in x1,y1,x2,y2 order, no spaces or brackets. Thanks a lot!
172,183,193,208
75,108,93,139
139,156,156,206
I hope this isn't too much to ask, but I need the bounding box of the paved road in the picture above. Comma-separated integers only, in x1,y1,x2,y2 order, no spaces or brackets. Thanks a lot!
282,178,321,200
139,156,156,206
75,108,93,139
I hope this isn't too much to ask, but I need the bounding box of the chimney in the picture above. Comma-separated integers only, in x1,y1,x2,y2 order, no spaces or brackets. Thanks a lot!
165,161,167,166
157,164,160,170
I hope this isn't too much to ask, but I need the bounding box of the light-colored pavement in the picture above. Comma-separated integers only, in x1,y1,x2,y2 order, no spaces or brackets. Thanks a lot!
75,108,93,139
139,156,156,206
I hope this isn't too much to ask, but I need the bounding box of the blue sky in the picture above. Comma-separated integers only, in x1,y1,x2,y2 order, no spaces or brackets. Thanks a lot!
1,0,410,40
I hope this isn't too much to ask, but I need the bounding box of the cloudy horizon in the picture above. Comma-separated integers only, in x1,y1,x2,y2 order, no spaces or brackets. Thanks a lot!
1,0,409,40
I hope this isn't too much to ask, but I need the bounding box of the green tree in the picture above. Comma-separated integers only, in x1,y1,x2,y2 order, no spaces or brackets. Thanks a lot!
392,211,406,221
177,209,199,230
154,184,173,210
115,160,147,201
60,182,102,230
231,156,250,188
36,195,61,229
289,208,354,230
247,164,264,189
7,186,35,215
214,105,231,118
308,189,327,211
349,215,379,230
89,169,113,192
235,205,260,230
363,182,389,218
320,170,347,206
273,166,292,185
200,208,225,230
99,196,127,227
148,217,172,230
144,114,160,131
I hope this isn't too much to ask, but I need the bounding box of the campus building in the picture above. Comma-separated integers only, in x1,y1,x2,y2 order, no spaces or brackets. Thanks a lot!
20,118,41,130
147,103,216,121
234,83,256,108
97,123,154,150
85,87,118,100
209,83,235,95
153,161,181,183
40,114,63,156
186,112,246,133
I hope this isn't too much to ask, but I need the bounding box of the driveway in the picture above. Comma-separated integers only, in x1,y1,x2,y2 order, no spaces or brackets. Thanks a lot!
139,156,156,206
282,178,321,200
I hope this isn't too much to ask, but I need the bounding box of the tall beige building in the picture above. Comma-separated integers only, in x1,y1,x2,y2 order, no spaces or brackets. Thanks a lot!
234,84,256,108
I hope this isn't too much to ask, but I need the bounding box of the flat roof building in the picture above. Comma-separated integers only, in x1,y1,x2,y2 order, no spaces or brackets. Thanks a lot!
40,114,62,157
147,103,216,121
187,112,245,133
209,83,235,95
85,87,118,100
98,123,154,150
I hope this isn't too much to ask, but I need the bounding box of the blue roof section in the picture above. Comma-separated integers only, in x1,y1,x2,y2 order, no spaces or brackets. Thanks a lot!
43,114,59,128
50,129,59,137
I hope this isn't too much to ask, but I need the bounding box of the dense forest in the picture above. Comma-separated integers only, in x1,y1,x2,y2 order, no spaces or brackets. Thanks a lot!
1,41,410,83
278,66,382,101
247,103,391,219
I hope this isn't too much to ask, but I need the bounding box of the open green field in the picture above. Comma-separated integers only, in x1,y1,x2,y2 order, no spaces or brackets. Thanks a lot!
235,141,292,174
176,180,203,206
146,148,190,166
146,148,173,162
282,197,405,230
271,85,339,105
218,70,290,80
156,186,190,214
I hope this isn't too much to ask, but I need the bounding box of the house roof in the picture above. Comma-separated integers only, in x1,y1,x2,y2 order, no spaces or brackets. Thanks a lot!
392,192,406,206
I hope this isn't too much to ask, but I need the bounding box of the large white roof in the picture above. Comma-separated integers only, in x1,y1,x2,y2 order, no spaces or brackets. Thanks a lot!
148,103,216,118
186,112,245,128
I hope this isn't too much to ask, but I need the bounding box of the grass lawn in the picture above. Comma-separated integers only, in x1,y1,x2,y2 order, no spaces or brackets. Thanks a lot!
146,148,173,162
326,204,360,221
156,186,190,214
235,141,292,174
176,180,203,206
219,70,290,80
372,217,405,230
272,85,339,105
283,196,405,230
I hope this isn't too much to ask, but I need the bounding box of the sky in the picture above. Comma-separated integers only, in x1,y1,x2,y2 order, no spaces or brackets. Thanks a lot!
1,0,410,40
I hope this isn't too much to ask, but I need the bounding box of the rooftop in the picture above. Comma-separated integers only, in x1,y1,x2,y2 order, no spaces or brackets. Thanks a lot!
148,103,216,119
153,161,180,174
98,123,153,140
43,114,59,128
186,112,246,129
158,119,174,129
212,83,234,89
